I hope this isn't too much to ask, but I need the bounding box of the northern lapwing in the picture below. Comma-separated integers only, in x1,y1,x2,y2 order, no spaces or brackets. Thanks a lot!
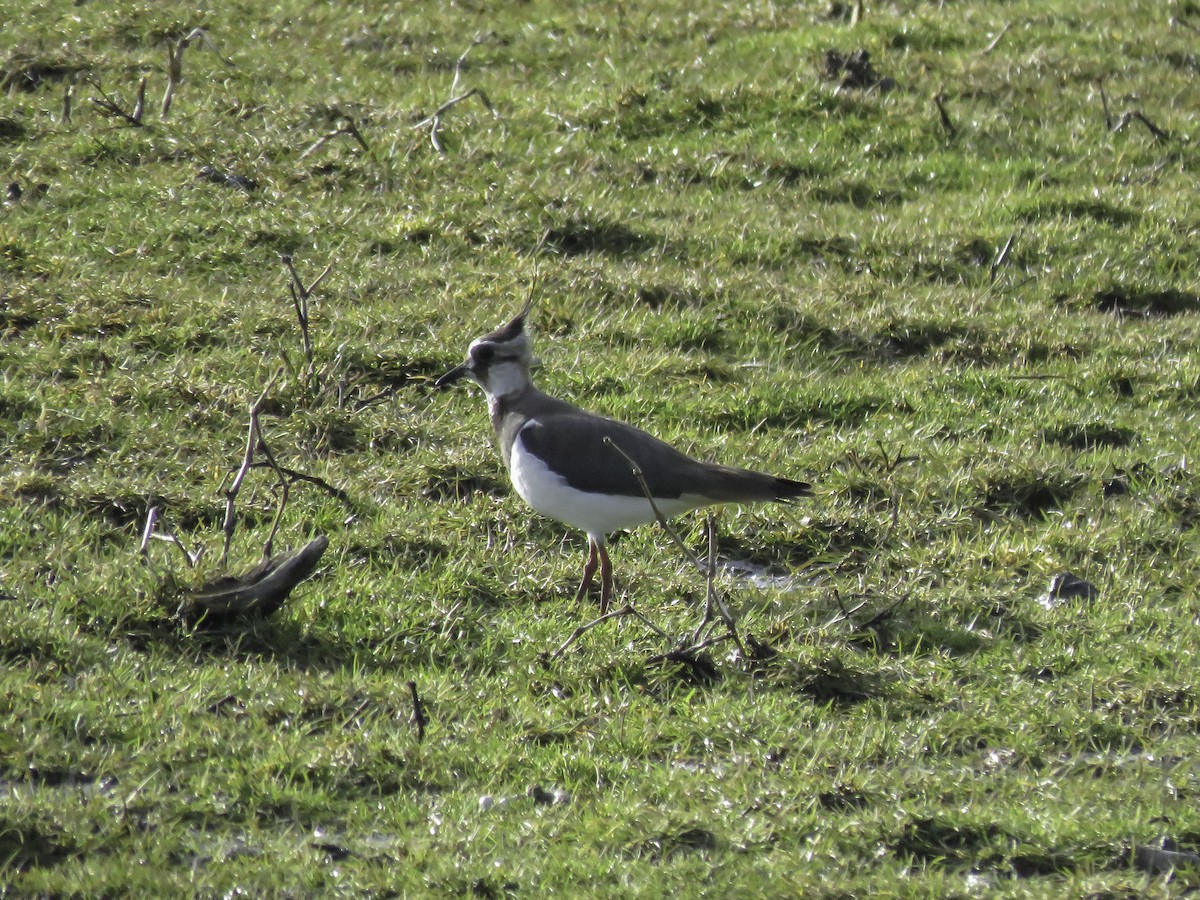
436,304,811,614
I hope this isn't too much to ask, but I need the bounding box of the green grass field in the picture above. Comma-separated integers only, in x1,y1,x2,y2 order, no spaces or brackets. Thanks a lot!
3,0,1199,895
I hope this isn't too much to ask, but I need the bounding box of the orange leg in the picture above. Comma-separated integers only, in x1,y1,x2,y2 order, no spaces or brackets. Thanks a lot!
597,542,613,614
573,539,600,605
573,537,615,613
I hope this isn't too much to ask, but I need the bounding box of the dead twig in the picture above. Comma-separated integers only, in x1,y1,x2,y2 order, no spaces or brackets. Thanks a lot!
823,590,909,630
221,377,279,566
856,592,910,630
408,681,428,742
823,590,875,629
221,376,350,566
89,75,147,127
299,117,371,160
249,461,353,507
412,35,498,152
163,27,232,118
980,23,1010,55
932,93,956,139
549,603,670,659
691,513,743,648
246,418,293,560
1096,79,1113,130
990,231,1019,285
62,76,75,124
140,505,203,569
280,254,334,385
413,88,496,152
1112,109,1169,141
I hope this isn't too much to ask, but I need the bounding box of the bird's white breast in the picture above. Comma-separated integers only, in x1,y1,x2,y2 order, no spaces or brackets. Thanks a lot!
509,421,704,538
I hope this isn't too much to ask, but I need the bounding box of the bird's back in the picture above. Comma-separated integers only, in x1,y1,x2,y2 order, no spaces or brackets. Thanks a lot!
505,389,810,504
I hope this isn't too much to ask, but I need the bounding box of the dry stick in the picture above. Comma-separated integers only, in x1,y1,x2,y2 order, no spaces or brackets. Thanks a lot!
222,377,278,567
413,35,496,152
140,506,203,569
1097,79,1113,131
691,513,742,647
413,88,496,152
407,681,427,742
550,604,670,660
163,27,232,118
139,506,159,556
89,75,146,126
989,231,1018,285
224,377,350,564
604,438,747,657
1112,110,1169,141
280,254,334,381
980,23,1010,55
248,417,292,560
131,75,146,123
62,78,74,124
822,592,874,629
299,118,371,160
933,93,956,139
162,36,187,118
856,592,911,631
248,461,352,506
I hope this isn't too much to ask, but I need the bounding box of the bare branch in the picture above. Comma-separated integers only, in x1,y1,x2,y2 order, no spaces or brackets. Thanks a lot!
248,461,353,506
88,75,147,127
249,413,290,559
141,505,203,569
139,505,160,556
1112,109,1169,141
408,681,428,742
990,232,1018,285
1096,79,1113,130
222,377,278,566
980,23,1010,55
163,29,233,118
299,118,371,160
131,75,146,123
62,77,74,124
412,88,497,152
280,254,334,385
549,603,669,659
932,93,956,139
413,35,498,153
690,514,743,652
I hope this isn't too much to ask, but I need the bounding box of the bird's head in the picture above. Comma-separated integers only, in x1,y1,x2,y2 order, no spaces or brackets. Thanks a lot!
436,299,536,399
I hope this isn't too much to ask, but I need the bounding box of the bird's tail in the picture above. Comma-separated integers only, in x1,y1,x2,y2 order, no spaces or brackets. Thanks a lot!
703,465,812,503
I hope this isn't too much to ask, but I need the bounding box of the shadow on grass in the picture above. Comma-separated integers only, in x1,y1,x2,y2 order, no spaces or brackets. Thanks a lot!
892,815,1086,879
119,617,359,672
978,473,1083,520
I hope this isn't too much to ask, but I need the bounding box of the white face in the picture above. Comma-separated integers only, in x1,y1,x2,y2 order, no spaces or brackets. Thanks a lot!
466,336,532,400
478,359,529,399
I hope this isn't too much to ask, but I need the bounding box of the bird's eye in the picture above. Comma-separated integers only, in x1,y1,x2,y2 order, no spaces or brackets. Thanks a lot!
474,345,495,363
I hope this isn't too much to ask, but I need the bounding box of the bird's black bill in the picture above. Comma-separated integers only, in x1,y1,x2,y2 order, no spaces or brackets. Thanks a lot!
435,363,469,388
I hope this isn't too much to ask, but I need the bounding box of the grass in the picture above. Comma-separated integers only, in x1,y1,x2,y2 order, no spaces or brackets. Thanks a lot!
3,0,1200,895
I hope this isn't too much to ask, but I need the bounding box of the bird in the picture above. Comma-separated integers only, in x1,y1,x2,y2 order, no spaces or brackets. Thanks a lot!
436,302,812,614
